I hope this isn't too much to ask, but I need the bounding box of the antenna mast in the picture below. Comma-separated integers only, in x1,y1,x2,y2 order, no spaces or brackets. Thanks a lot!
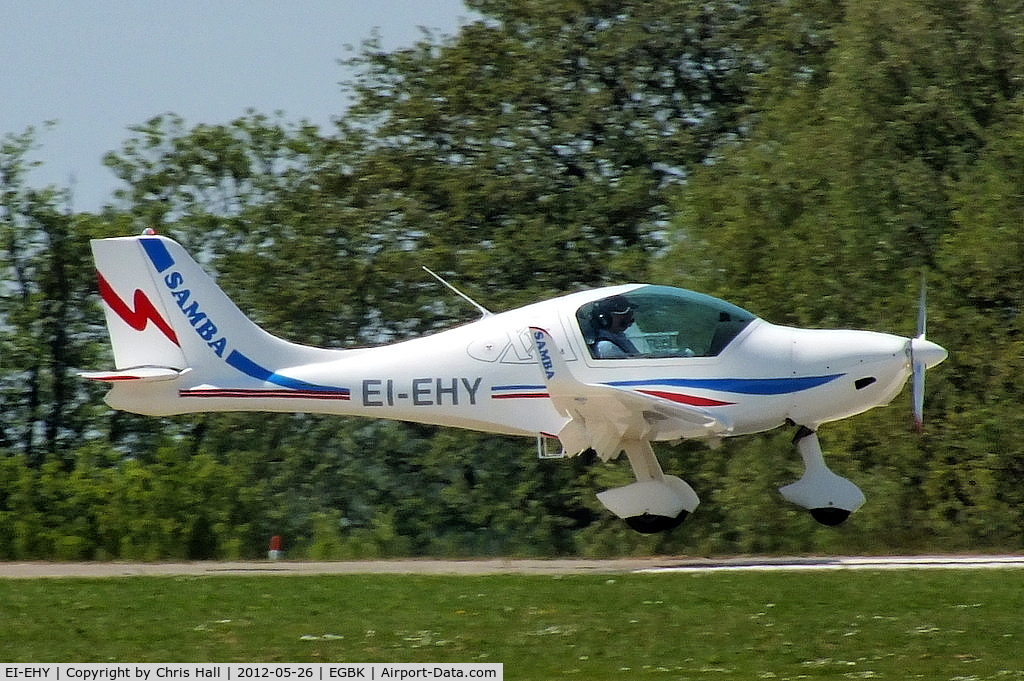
422,266,493,318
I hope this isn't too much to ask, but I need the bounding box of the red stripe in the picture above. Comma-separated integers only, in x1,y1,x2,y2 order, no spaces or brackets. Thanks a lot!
637,389,733,407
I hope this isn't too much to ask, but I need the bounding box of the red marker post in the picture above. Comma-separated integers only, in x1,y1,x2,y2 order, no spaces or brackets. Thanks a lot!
268,535,282,560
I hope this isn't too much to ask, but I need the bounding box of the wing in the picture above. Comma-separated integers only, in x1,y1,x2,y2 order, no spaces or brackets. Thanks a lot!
529,327,732,460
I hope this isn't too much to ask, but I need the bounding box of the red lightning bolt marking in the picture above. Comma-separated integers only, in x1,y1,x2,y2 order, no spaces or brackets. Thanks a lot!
96,271,180,346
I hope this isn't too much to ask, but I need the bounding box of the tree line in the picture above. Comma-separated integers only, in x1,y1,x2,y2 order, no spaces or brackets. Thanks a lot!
2,0,1023,559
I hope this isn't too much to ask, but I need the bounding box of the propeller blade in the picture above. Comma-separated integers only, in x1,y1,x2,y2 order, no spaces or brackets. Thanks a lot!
912,359,926,433
917,272,927,339
913,272,927,432
909,274,947,432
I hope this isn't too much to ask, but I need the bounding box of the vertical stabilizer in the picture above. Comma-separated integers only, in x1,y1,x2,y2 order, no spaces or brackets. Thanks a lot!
93,236,188,371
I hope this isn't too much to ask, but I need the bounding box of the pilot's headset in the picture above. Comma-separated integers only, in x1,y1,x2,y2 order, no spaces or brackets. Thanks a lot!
594,296,633,329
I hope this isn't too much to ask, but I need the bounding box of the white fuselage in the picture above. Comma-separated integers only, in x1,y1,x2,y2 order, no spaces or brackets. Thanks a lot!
103,285,937,441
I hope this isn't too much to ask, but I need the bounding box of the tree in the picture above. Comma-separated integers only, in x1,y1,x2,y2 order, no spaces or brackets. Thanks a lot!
656,0,1024,551
1,128,105,467
664,0,1023,323
338,0,773,299
936,98,1024,540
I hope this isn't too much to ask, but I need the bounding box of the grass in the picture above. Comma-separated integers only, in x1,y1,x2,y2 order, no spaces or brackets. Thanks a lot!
2,570,1024,679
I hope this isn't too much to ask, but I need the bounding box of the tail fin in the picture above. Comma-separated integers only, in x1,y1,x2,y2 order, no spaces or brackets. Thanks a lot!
90,235,189,372
83,233,346,411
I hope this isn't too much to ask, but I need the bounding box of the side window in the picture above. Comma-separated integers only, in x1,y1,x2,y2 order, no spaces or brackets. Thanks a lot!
577,287,755,359
578,295,641,359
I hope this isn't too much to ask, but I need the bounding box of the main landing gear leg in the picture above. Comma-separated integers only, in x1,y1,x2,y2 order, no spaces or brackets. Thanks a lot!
779,426,866,526
596,439,700,534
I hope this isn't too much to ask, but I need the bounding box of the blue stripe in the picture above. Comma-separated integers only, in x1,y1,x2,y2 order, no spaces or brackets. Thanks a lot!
492,384,546,392
607,375,843,395
140,238,175,272
225,350,350,395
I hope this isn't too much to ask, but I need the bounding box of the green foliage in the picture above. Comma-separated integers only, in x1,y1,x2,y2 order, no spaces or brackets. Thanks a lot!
1,128,108,467
343,0,755,288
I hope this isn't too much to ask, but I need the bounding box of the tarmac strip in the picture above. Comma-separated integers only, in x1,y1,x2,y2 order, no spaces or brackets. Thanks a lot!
2,555,1024,579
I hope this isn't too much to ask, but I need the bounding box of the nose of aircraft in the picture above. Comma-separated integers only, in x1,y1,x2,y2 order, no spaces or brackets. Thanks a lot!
910,337,948,369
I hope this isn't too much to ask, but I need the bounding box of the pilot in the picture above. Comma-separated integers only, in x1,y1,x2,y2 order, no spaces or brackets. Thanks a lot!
592,296,639,358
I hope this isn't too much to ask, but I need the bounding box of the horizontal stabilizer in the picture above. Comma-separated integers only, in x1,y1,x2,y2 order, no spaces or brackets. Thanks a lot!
79,366,186,383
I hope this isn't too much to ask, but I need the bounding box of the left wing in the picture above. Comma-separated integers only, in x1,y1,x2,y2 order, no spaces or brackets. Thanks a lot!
529,327,732,459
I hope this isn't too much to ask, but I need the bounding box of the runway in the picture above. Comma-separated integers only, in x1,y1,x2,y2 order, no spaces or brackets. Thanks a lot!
2,555,1024,578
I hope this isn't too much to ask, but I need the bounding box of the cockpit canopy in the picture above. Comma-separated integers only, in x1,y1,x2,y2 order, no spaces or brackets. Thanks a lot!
576,285,756,359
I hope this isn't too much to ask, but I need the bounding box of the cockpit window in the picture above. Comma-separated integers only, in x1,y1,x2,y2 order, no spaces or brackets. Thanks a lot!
576,286,756,359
